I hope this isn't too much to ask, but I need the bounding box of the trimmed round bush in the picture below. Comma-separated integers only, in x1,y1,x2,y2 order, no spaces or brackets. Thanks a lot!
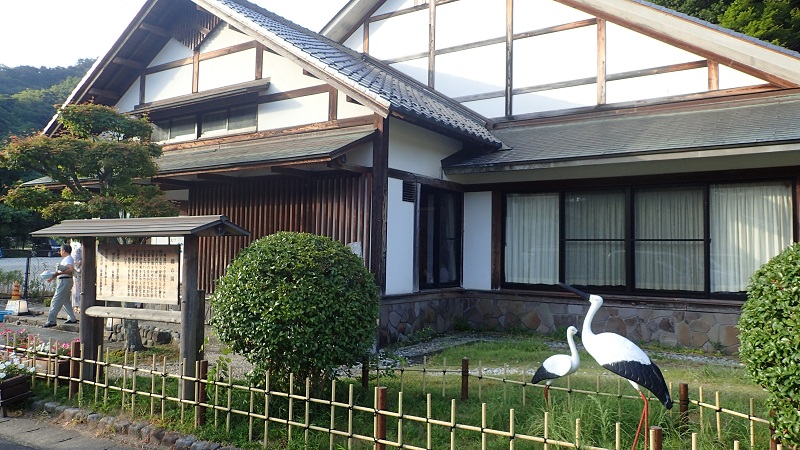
211,232,379,386
740,242,800,446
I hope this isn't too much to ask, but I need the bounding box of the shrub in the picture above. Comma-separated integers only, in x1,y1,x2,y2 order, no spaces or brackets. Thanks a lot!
739,242,800,446
210,232,380,388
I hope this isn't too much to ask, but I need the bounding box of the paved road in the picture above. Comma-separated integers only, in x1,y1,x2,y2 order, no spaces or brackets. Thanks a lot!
0,416,140,449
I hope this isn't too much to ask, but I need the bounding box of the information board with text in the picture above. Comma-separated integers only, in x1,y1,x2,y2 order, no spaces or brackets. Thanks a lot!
97,244,181,305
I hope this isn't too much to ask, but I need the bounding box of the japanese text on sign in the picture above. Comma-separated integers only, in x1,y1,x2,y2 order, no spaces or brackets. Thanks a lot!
97,244,180,305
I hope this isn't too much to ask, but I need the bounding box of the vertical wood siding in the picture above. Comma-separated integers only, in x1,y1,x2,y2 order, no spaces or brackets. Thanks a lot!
189,173,373,292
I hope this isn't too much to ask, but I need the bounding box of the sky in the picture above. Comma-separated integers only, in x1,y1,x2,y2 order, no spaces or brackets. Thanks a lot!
0,0,348,68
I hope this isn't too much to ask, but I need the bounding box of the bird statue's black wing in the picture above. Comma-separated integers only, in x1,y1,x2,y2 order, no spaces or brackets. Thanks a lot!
604,359,673,409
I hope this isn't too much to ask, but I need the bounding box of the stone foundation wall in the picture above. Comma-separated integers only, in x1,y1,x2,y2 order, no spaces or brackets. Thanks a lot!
380,291,742,354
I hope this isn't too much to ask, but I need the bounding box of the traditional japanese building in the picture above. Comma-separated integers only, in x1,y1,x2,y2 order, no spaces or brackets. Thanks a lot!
47,0,800,353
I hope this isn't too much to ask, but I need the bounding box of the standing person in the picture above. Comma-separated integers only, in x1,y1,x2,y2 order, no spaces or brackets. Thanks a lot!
71,244,83,316
43,244,78,328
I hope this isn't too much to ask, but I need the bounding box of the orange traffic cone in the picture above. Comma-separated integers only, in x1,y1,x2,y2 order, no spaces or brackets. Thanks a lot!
10,281,20,300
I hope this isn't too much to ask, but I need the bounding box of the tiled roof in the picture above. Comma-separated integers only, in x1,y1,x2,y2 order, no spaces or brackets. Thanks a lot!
443,93,800,173
204,0,502,148
157,125,376,175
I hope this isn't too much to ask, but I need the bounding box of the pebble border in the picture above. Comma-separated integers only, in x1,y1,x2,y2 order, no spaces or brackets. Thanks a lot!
27,398,240,450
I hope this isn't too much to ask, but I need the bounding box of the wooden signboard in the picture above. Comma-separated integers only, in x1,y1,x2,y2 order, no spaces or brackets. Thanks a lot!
96,244,181,305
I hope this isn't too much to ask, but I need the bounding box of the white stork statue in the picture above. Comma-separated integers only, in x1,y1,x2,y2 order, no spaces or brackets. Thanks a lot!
560,283,672,450
531,325,580,407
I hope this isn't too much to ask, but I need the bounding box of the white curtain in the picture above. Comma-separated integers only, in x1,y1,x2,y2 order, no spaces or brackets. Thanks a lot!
505,193,559,284
710,181,793,292
565,191,625,286
634,188,704,290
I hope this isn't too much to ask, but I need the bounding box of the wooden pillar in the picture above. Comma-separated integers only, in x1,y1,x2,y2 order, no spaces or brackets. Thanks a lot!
461,357,469,401
181,234,200,400
79,236,101,380
370,115,389,293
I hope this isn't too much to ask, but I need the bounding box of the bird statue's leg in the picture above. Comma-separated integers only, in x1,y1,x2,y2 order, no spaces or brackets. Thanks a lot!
631,389,649,450
544,385,550,409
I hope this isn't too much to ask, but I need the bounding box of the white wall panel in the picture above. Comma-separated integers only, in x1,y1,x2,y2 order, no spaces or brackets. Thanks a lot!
144,65,194,103
385,177,416,295
388,120,461,178
337,91,373,119
435,43,506,97
463,191,492,290
200,24,252,53
606,68,708,103
198,49,256,91
116,77,140,113
257,92,329,130
148,39,193,67
343,24,365,52
375,0,420,16
369,10,429,60
513,83,596,115
390,58,428,85
718,65,765,89
342,141,373,167
513,26,597,87
606,23,700,74
514,0,593,34
462,97,506,118
436,0,505,49
262,51,326,93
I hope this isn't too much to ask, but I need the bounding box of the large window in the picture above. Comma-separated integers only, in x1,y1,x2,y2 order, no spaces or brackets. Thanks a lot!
419,187,462,289
152,104,257,143
503,180,794,296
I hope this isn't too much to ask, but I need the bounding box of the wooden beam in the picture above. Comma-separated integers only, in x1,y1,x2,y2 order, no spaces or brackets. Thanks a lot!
371,115,389,293
192,51,200,94
327,160,372,173
329,87,338,122
197,173,239,183
138,22,170,37
270,166,315,177
261,84,330,103
87,88,120,101
428,0,436,88
112,57,146,70
597,18,607,105
708,60,719,91
255,43,264,80
85,306,182,323
505,0,513,116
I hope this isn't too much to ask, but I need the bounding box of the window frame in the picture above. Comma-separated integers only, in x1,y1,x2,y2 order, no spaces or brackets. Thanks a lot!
418,185,463,290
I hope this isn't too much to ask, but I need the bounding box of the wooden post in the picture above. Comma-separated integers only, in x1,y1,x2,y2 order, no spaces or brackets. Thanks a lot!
197,360,208,426
461,357,469,401
68,341,80,399
376,386,386,450
770,409,778,450
79,236,102,381
679,383,689,433
649,426,663,450
361,357,369,390
181,235,200,401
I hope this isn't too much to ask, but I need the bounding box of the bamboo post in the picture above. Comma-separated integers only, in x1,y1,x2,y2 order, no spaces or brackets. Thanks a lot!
679,383,689,433
68,340,80,399
770,409,778,450
649,426,662,450
376,386,387,450
461,357,469,401
197,360,208,426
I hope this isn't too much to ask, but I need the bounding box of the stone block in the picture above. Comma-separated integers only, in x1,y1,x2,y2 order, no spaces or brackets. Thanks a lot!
689,319,710,333
162,431,183,447
719,325,740,347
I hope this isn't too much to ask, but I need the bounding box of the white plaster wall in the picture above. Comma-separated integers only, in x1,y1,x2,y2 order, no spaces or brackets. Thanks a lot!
606,68,708,103
388,120,462,178
375,0,419,16
369,10,429,60
514,0,593,33
435,43,506,98
337,91,373,119
343,24,364,52
385,177,416,295
201,24,252,53
262,51,326,93
436,0,505,49
513,83,596,115
116,76,140,113
390,58,428,85
513,26,597,87
606,23,700,74
198,49,256,91
144,65,194,103
258,92,329,129
343,141,374,167
462,191,492,290
149,39,193,67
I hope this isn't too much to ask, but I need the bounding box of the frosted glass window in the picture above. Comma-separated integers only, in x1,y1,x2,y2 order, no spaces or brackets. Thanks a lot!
505,193,559,284
170,116,196,141
229,105,257,131
565,191,625,286
513,26,597,87
201,110,227,136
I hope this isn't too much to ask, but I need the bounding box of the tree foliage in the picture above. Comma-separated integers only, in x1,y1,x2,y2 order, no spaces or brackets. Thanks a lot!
211,232,380,388
739,243,800,447
0,103,178,221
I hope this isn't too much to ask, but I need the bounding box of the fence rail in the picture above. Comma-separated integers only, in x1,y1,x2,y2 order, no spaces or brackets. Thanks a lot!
0,337,777,450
